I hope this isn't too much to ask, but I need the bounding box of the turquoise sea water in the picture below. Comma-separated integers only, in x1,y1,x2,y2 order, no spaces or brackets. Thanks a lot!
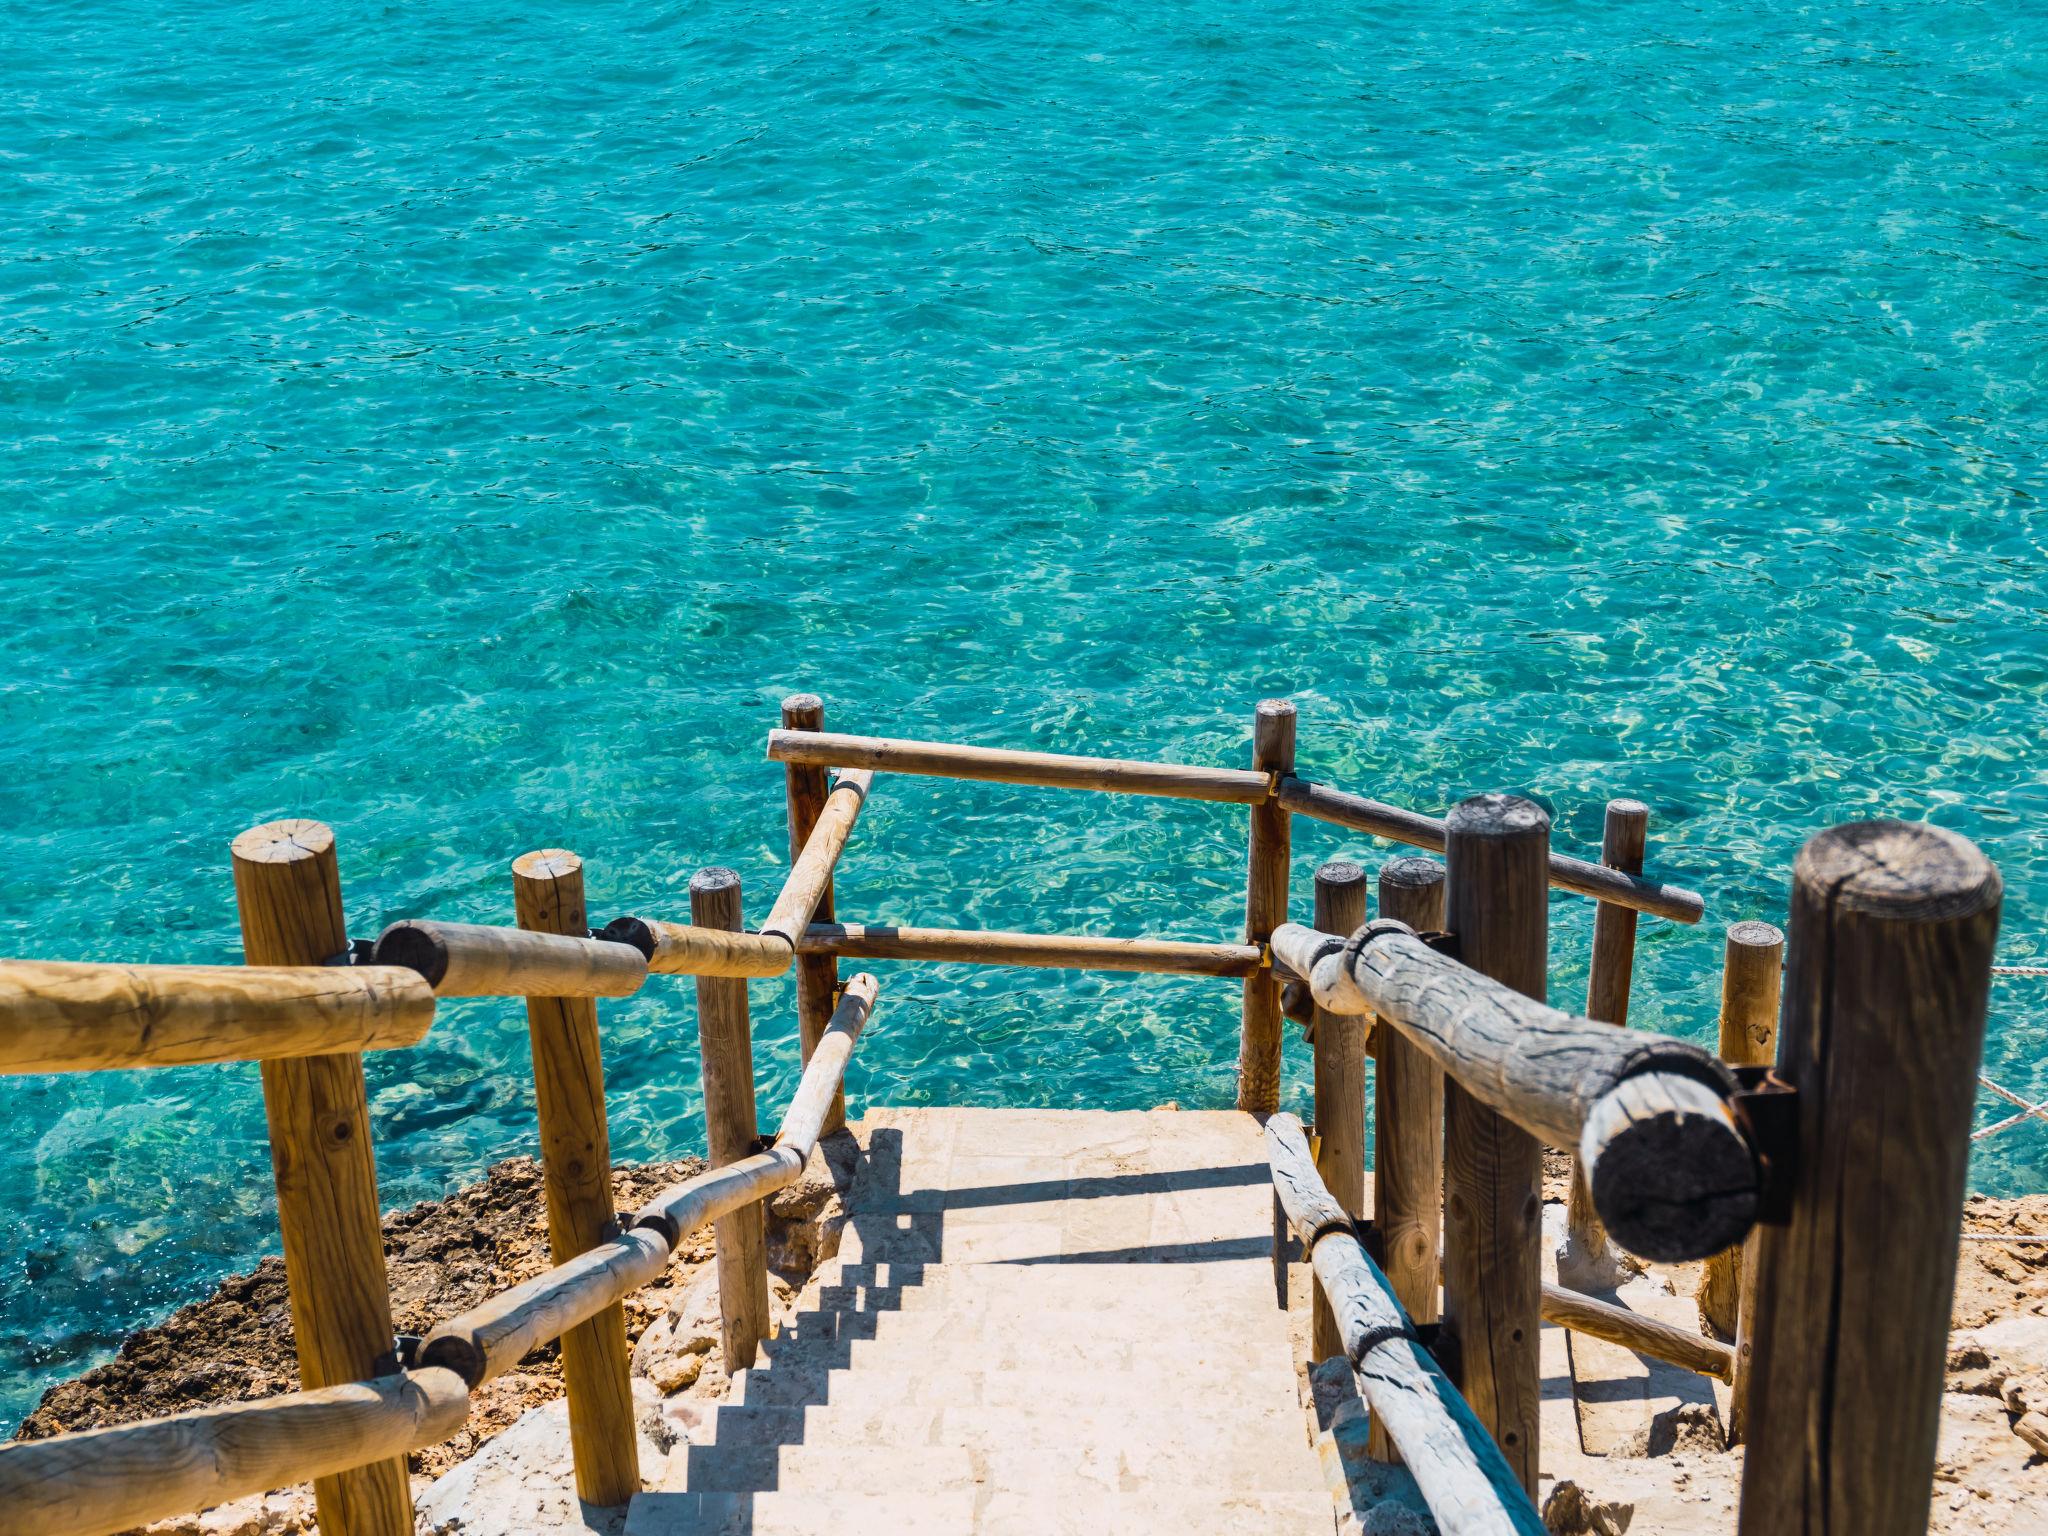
3,0,2045,1424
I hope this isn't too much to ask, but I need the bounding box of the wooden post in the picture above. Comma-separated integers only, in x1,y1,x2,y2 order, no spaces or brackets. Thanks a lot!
690,866,771,1372
1737,821,1999,1536
1561,798,1647,1289
1237,698,1296,1113
230,820,411,1536
1701,919,1783,1445
1440,794,1548,1496
1309,859,1370,1363
511,850,639,1505
1371,854,1446,1462
782,694,845,1135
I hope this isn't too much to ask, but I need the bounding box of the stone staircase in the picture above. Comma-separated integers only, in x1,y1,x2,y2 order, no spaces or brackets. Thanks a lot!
624,1107,1337,1535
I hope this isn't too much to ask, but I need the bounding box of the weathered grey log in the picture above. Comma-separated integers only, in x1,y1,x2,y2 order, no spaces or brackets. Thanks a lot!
760,769,874,948
0,1367,470,1536
1270,918,1757,1262
1237,699,1296,1113
1276,777,1705,924
799,922,1262,977
1738,822,2000,1536
1539,1283,1735,1384
1309,859,1369,1364
1267,1114,1545,1536
598,917,792,979
372,919,647,998
0,960,433,1073
766,727,1273,803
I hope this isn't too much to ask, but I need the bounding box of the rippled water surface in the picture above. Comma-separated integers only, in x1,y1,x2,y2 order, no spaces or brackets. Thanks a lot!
3,0,2045,1422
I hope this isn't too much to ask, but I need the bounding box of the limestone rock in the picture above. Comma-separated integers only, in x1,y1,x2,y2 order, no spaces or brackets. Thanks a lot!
1620,1401,1725,1458
763,1129,860,1275
136,1489,315,1536
1543,1480,1635,1536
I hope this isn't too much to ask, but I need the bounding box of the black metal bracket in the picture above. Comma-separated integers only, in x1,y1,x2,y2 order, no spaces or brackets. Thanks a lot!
1730,1065,1800,1225
1417,930,1461,960
324,938,379,967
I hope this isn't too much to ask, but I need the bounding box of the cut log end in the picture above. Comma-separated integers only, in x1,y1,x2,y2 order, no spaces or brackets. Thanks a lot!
371,922,452,989
229,818,334,865
593,916,657,961
1795,820,2002,923
1445,792,1551,843
781,693,825,727
511,848,582,884
1584,1077,1759,1263
690,865,743,899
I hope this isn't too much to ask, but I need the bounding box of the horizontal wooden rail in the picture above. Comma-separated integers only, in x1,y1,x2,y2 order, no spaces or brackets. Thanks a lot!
1272,920,1756,1262
1539,1283,1735,1384
372,920,647,998
766,728,1272,804
760,770,874,946
1268,1114,1544,1536
1278,778,1705,924
420,974,879,1387
0,1367,469,1536
0,961,433,1074
597,917,793,978
800,922,1264,977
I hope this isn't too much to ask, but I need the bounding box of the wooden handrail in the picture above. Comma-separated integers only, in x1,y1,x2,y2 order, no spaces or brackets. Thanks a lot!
0,961,434,1074
598,917,794,978
1267,1114,1545,1536
760,770,873,946
799,922,1264,977
371,920,648,998
1539,1283,1735,1384
1271,920,1758,1263
1277,777,1706,924
765,727,1273,804
0,1367,471,1536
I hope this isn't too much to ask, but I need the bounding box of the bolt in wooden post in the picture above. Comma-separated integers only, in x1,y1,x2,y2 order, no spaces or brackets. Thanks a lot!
1369,854,1446,1464
1738,822,1998,1536
1561,798,1648,1289
1309,859,1370,1364
511,849,640,1505
1700,919,1783,1444
782,693,846,1136
1237,698,1296,1114
690,866,771,1372
1441,795,1549,1496
231,820,411,1536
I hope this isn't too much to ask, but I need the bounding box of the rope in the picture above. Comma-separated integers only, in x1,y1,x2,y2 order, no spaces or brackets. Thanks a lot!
1994,964,2048,978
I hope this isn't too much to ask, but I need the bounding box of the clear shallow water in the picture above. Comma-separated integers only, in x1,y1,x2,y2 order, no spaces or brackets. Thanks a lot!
2,0,2045,1424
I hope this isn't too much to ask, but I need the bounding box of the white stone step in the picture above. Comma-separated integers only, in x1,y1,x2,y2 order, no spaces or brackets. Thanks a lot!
763,1324,1296,1375
653,1440,1325,1496
779,1304,1293,1353
666,1400,1318,1455
724,1364,1304,1413
625,1487,1336,1536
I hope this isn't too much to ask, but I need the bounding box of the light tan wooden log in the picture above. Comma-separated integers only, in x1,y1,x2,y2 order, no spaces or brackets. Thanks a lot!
782,693,847,1135
600,917,793,979
1270,919,1757,1261
0,961,433,1073
761,770,874,948
1267,1114,1545,1536
1310,860,1370,1364
1563,800,1649,1285
1277,777,1705,924
1371,855,1446,1464
0,1367,470,1536
1738,822,1999,1536
1539,1283,1735,1383
1441,794,1548,1496
1701,918,1784,1446
511,850,638,1506
231,819,412,1536
765,727,1272,804
371,919,646,998
799,922,1263,977
777,973,877,1153
1237,699,1296,1113
691,867,770,1373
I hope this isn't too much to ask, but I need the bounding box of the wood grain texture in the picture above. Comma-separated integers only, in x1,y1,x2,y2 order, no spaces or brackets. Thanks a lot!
765,727,1272,803
1737,822,1999,1536
776,973,876,1154
1440,794,1548,1496
1566,800,1649,1275
1277,777,1705,924
1236,698,1296,1113
1267,1115,1545,1536
607,918,793,979
759,769,873,947
1372,856,1446,1463
0,1367,469,1536
1310,859,1370,1364
230,819,411,1536
689,867,770,1373
1539,1283,1734,1383
782,693,846,1135
799,922,1263,977
0,961,432,1073
371,919,647,998
511,850,638,1505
